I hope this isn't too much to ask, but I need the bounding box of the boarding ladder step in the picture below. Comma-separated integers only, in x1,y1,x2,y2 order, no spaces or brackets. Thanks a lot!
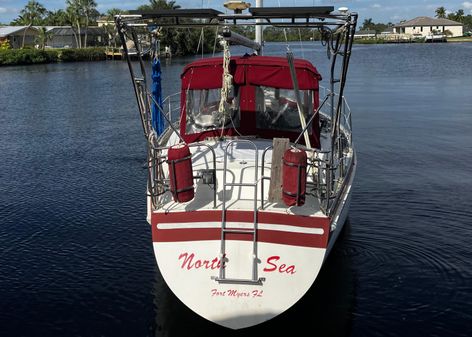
223,228,256,234
214,140,264,285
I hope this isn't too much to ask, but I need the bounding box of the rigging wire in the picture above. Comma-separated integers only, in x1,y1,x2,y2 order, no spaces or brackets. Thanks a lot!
212,26,219,56
196,28,205,57
277,0,291,50
298,28,305,59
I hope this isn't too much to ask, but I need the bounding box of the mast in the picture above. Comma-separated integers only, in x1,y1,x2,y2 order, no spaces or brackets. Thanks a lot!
255,0,263,54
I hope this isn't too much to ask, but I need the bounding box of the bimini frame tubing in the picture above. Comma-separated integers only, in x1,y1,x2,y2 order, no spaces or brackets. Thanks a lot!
115,15,186,144
115,7,358,214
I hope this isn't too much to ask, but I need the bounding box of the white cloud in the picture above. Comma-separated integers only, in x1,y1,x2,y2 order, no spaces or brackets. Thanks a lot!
371,4,382,9
0,6,15,14
462,1,472,9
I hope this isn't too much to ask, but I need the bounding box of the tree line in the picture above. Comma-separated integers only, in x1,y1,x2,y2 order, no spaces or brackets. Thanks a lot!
5,1,472,52
5,0,218,54
10,0,101,48
5,0,323,53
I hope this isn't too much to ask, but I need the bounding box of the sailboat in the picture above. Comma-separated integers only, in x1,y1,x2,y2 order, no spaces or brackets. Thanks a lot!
115,1,357,329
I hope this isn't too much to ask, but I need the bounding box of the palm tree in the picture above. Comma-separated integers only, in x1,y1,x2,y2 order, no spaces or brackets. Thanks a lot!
361,18,374,31
105,8,125,48
435,7,446,19
137,0,182,54
66,0,82,48
11,15,27,26
19,0,47,48
65,0,99,48
36,27,52,49
138,0,181,11
80,0,98,48
43,9,69,26
454,9,465,23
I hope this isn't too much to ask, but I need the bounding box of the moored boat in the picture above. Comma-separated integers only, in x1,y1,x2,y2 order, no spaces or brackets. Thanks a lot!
116,1,357,329
425,32,447,42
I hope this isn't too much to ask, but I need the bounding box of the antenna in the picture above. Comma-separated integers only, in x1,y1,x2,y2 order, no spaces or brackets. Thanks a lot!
224,1,251,14
255,0,263,54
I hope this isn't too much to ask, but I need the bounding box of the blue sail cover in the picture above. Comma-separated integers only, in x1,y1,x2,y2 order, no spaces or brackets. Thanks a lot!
151,57,164,135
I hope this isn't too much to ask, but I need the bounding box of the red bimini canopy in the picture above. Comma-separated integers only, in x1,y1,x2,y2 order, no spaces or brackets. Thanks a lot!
181,55,321,90
180,55,322,147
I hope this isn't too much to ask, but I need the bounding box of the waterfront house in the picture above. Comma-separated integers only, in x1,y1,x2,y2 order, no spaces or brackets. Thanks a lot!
354,30,377,39
394,17,463,37
97,16,120,48
0,25,107,49
0,26,39,48
45,26,107,48
379,27,395,37
97,16,115,28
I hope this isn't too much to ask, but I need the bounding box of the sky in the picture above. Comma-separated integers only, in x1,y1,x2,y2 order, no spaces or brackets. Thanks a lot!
1,0,472,25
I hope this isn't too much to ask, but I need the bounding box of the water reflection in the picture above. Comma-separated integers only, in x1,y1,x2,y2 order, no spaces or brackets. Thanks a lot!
1,43,472,337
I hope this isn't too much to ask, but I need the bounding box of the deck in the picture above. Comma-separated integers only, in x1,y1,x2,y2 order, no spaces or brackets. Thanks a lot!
153,136,326,218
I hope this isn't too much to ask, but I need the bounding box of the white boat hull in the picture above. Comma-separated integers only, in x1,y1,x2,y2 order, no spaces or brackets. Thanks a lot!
154,241,326,329
151,211,331,329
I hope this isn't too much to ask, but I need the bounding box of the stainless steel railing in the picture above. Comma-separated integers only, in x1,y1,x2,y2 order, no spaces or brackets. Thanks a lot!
146,139,352,216
146,88,353,216
147,141,217,210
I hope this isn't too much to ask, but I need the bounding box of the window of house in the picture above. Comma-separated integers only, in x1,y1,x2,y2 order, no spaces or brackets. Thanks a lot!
421,27,423,32
255,86,313,132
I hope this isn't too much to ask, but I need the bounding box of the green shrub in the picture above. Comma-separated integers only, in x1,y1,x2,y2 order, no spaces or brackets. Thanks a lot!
0,39,11,50
0,47,106,66
59,47,106,62
0,49,59,65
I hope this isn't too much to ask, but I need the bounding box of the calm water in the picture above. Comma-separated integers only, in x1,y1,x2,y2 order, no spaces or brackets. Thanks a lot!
1,42,472,337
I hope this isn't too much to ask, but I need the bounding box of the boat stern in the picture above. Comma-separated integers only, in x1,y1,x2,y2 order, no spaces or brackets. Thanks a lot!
151,210,330,329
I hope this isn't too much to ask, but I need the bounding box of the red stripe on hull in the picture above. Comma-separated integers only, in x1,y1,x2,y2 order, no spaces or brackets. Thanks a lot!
151,210,330,248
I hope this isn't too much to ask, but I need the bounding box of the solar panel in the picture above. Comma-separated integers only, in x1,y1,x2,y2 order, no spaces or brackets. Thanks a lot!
249,6,334,18
128,8,223,20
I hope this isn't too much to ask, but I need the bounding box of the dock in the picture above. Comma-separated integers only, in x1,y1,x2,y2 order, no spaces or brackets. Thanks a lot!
105,47,123,60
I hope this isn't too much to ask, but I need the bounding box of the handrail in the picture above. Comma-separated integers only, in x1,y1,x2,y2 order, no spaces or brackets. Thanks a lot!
145,84,353,215
147,133,353,216
260,145,273,210
147,141,218,209
148,91,185,143
294,93,332,145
